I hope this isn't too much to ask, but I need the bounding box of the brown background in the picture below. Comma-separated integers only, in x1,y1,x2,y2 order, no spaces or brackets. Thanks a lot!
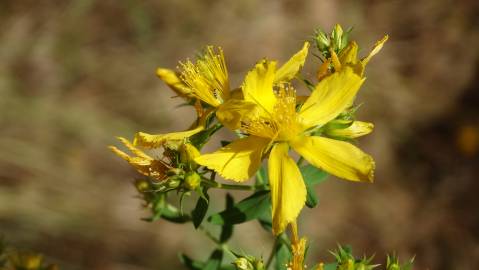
1,0,479,269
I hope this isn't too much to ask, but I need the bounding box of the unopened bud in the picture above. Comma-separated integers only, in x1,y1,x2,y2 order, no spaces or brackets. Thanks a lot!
167,168,184,177
168,178,181,189
180,143,200,164
332,24,344,50
347,259,354,270
254,259,265,270
234,258,253,270
134,179,150,192
164,140,182,151
314,29,330,52
184,172,201,190
356,262,367,270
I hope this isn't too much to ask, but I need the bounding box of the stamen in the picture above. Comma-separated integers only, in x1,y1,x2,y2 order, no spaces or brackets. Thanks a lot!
179,46,230,107
238,84,301,141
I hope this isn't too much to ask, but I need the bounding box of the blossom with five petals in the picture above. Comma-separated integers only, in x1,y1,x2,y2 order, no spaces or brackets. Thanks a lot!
195,63,375,234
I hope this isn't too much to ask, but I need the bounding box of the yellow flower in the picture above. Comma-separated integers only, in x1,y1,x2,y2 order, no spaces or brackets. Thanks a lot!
179,46,231,107
133,100,212,148
137,43,310,148
156,68,193,99
195,64,374,234
109,137,170,181
134,47,228,149
322,119,374,139
317,35,388,80
217,42,310,130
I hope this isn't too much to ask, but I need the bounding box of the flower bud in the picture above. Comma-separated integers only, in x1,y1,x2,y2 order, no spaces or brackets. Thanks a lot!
314,29,330,53
134,179,150,192
234,257,253,270
254,260,265,270
184,172,201,190
168,178,181,189
167,168,184,177
234,258,248,269
180,143,200,165
156,68,193,98
331,24,344,51
164,140,182,151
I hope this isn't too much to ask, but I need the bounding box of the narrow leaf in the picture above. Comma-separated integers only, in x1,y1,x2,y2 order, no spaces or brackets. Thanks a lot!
324,263,338,270
301,165,328,185
179,253,204,270
301,165,328,209
208,190,270,225
192,189,210,228
255,165,268,186
305,184,319,208
203,249,223,270
275,241,291,270
219,194,234,243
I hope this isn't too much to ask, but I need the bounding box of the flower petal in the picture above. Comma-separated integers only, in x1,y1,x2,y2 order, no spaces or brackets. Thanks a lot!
242,60,277,115
109,137,168,179
216,99,261,130
361,35,389,66
134,107,213,148
156,68,192,98
274,42,310,83
195,136,270,182
134,126,204,148
268,143,307,235
291,135,375,182
339,41,359,64
299,67,364,129
324,121,374,139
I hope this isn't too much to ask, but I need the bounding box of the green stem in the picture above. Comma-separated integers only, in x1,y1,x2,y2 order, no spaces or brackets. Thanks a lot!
202,179,259,191
199,225,236,260
198,225,220,245
265,237,278,269
255,169,265,186
221,244,238,260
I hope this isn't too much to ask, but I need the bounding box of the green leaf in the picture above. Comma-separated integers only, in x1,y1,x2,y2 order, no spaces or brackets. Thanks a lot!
301,165,328,185
275,239,291,270
300,165,328,208
257,208,273,232
160,204,191,223
323,263,338,270
179,253,204,270
219,194,234,243
219,265,236,270
142,194,190,223
190,123,223,149
203,249,223,270
208,190,271,226
192,188,210,228
255,166,268,186
305,184,319,208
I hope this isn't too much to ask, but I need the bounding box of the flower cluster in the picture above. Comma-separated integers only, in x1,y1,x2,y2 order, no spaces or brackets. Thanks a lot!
111,24,395,270
112,24,387,235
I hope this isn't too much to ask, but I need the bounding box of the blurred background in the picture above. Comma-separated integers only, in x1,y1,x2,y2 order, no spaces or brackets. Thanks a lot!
1,0,479,269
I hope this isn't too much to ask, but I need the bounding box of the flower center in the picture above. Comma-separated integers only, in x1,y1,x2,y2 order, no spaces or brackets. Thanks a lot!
240,84,302,141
